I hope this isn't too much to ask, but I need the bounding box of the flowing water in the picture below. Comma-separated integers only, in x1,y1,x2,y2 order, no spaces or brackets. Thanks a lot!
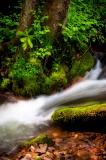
0,60,106,155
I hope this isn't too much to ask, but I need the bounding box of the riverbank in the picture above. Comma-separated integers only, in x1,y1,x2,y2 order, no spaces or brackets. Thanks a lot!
8,125,106,160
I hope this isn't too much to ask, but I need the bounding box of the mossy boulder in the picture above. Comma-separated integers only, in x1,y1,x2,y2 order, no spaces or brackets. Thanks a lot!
51,103,106,131
70,52,94,78
24,134,52,147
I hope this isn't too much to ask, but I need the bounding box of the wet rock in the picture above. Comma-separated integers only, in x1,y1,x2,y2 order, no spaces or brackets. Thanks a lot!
48,147,55,152
54,151,60,157
77,149,90,158
35,144,47,154
30,146,36,152
21,153,32,160
9,127,106,160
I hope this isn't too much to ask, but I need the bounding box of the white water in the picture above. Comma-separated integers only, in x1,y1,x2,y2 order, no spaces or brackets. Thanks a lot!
0,60,106,154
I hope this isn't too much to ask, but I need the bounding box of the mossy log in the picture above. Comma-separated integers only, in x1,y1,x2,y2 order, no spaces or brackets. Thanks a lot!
51,103,106,131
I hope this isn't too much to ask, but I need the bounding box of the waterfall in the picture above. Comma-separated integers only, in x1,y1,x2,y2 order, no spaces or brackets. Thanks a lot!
0,59,106,155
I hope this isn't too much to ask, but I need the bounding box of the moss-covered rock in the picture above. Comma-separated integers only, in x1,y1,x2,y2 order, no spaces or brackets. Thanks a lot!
24,134,52,147
51,103,106,130
70,52,94,78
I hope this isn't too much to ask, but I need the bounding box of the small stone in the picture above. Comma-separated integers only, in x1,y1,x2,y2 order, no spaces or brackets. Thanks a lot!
90,155,98,160
75,134,78,138
41,153,47,159
35,144,47,153
54,151,60,157
48,147,55,152
30,145,36,152
39,143,47,151
77,149,90,159
46,151,54,158
62,145,69,150
21,153,32,160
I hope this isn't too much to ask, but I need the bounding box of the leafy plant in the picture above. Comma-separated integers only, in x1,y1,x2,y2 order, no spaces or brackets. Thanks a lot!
8,53,46,96
0,0,21,43
17,10,52,59
1,78,10,89
17,29,33,50
62,0,106,51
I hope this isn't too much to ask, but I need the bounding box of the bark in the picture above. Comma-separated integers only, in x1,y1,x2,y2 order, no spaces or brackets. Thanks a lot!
0,0,40,51
43,0,71,37
17,0,39,32
0,0,71,51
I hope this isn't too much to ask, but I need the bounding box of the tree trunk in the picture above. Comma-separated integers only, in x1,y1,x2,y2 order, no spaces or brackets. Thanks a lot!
17,0,39,32
43,0,71,37
0,0,71,51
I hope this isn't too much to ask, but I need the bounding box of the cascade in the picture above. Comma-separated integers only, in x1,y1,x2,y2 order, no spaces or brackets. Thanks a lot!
0,58,106,155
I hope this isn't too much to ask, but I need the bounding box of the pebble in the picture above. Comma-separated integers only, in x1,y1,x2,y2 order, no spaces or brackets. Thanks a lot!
7,129,106,160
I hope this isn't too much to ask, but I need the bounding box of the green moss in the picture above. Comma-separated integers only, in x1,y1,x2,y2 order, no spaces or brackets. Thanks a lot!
34,134,52,144
51,103,106,124
70,52,94,78
33,157,42,160
1,78,10,89
44,67,68,94
9,55,46,97
24,134,51,147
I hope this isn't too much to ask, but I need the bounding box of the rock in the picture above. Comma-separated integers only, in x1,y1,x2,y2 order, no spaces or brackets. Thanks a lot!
48,146,55,152
54,151,60,157
21,153,32,160
39,144,48,152
9,126,106,160
35,144,48,154
77,149,91,159
41,153,48,159
30,145,36,152
46,151,54,158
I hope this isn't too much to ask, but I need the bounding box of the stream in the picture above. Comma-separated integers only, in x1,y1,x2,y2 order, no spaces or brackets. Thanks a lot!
0,60,106,157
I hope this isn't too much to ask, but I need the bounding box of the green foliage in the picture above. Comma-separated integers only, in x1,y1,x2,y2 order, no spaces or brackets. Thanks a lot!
0,0,21,43
17,10,52,59
45,67,68,93
17,29,33,51
9,53,45,96
33,134,52,144
1,0,106,97
0,13,19,43
1,78,10,89
33,157,42,160
62,0,106,51
70,52,94,78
